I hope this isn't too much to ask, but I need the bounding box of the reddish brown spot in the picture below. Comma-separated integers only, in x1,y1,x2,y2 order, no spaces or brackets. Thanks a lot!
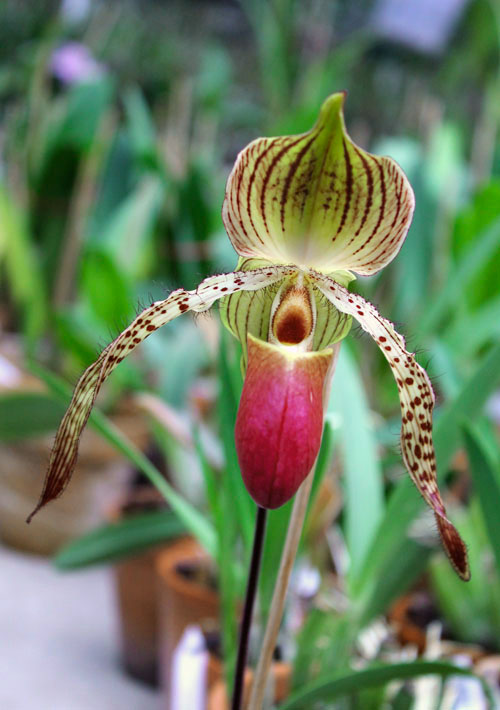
414,444,422,459
146,325,155,332
276,310,308,344
379,336,387,342
405,377,414,385
179,303,189,313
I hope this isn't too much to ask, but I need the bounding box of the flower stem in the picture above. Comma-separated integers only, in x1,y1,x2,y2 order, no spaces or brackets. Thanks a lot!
247,470,315,710
231,505,268,710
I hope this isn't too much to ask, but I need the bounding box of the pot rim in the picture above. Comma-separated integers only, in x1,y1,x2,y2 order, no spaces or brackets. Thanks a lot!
155,537,219,607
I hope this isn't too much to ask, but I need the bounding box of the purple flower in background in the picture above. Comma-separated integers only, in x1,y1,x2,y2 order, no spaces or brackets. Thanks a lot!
50,42,104,85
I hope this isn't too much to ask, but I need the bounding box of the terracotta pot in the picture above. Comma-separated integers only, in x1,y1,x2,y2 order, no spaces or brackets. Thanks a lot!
156,538,219,708
207,661,291,710
115,545,163,685
388,590,442,653
112,489,181,686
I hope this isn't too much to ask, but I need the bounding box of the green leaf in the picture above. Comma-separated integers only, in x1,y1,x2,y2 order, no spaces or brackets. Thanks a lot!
194,45,232,112
51,77,114,152
80,249,134,327
390,686,414,710
0,183,47,343
292,612,354,690
308,418,335,510
217,329,254,554
463,424,500,572
452,180,500,305
54,509,185,569
90,176,164,279
281,661,494,709
258,497,294,623
356,540,429,626
123,87,159,170
0,392,66,441
193,425,240,693
444,294,500,357
328,346,384,584
419,215,500,333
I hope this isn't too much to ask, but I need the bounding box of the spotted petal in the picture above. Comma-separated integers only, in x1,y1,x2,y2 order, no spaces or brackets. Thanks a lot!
27,266,293,521
222,93,415,275
311,271,470,581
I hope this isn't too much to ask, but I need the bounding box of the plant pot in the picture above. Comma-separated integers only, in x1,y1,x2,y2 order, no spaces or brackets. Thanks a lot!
207,661,291,710
112,489,181,686
115,545,164,685
156,538,219,708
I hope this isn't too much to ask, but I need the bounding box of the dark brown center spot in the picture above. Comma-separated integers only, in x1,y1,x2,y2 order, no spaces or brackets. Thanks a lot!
275,308,309,345
272,285,313,346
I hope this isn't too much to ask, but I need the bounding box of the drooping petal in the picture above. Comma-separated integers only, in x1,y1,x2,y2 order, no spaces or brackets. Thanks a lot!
220,258,351,367
235,334,333,509
222,93,414,275
311,271,470,581
28,266,294,521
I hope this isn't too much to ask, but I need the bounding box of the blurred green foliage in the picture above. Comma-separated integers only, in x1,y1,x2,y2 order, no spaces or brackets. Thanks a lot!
1,1,500,707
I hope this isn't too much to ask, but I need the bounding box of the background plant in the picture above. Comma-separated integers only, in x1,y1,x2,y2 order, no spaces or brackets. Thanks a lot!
2,1,500,708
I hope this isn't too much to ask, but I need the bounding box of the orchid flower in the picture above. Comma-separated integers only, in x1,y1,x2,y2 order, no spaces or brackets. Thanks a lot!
29,93,469,581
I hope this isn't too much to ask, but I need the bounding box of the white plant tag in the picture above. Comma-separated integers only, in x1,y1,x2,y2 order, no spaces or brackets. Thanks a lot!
170,625,209,710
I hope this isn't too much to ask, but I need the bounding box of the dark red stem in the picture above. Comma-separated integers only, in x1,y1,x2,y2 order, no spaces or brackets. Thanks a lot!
231,505,268,710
